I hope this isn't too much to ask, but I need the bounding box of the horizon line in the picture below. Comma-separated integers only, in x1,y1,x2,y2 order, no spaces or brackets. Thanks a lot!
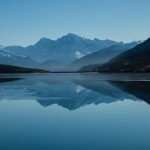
1,33,143,47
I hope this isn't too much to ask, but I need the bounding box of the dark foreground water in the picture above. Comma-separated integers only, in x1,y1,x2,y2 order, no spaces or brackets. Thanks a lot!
0,73,150,150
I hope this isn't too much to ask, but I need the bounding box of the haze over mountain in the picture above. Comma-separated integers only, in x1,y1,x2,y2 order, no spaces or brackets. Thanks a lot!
91,38,150,73
0,33,142,71
2,33,135,63
0,45,4,50
71,42,139,71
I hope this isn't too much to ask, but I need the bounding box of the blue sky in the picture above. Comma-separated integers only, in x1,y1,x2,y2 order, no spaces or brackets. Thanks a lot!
0,0,150,46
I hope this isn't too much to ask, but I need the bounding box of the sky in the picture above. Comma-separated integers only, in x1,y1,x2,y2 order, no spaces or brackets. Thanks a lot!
0,0,150,46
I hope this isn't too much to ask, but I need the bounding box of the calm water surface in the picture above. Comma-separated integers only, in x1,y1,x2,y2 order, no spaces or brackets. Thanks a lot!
0,73,150,150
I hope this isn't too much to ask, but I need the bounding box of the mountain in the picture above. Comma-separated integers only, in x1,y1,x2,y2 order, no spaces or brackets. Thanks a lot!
0,50,38,68
39,60,69,71
0,64,49,73
2,33,125,63
72,42,139,71
92,37,150,73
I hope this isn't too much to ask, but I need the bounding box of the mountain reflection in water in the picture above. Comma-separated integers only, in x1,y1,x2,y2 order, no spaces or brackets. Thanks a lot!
0,73,150,110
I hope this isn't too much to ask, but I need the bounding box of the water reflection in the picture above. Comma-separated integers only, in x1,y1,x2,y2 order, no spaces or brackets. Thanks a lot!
0,74,150,150
110,81,150,105
0,74,150,110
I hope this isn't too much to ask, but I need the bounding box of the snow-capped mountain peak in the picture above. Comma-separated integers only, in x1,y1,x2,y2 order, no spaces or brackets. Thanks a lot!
74,51,85,58
1,34,140,68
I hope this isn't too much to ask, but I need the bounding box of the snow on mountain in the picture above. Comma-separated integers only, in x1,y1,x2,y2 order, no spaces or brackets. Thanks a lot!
74,51,85,58
0,34,141,71
0,49,37,68
0,50,12,58
72,42,139,71
2,33,124,63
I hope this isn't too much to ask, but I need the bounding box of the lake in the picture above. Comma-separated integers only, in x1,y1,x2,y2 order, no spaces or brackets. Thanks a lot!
0,73,150,150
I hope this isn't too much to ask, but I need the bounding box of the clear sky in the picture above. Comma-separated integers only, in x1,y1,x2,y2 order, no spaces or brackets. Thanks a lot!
0,0,150,46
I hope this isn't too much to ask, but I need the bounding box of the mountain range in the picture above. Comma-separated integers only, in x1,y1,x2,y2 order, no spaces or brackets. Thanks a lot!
0,33,141,72
2,33,123,63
